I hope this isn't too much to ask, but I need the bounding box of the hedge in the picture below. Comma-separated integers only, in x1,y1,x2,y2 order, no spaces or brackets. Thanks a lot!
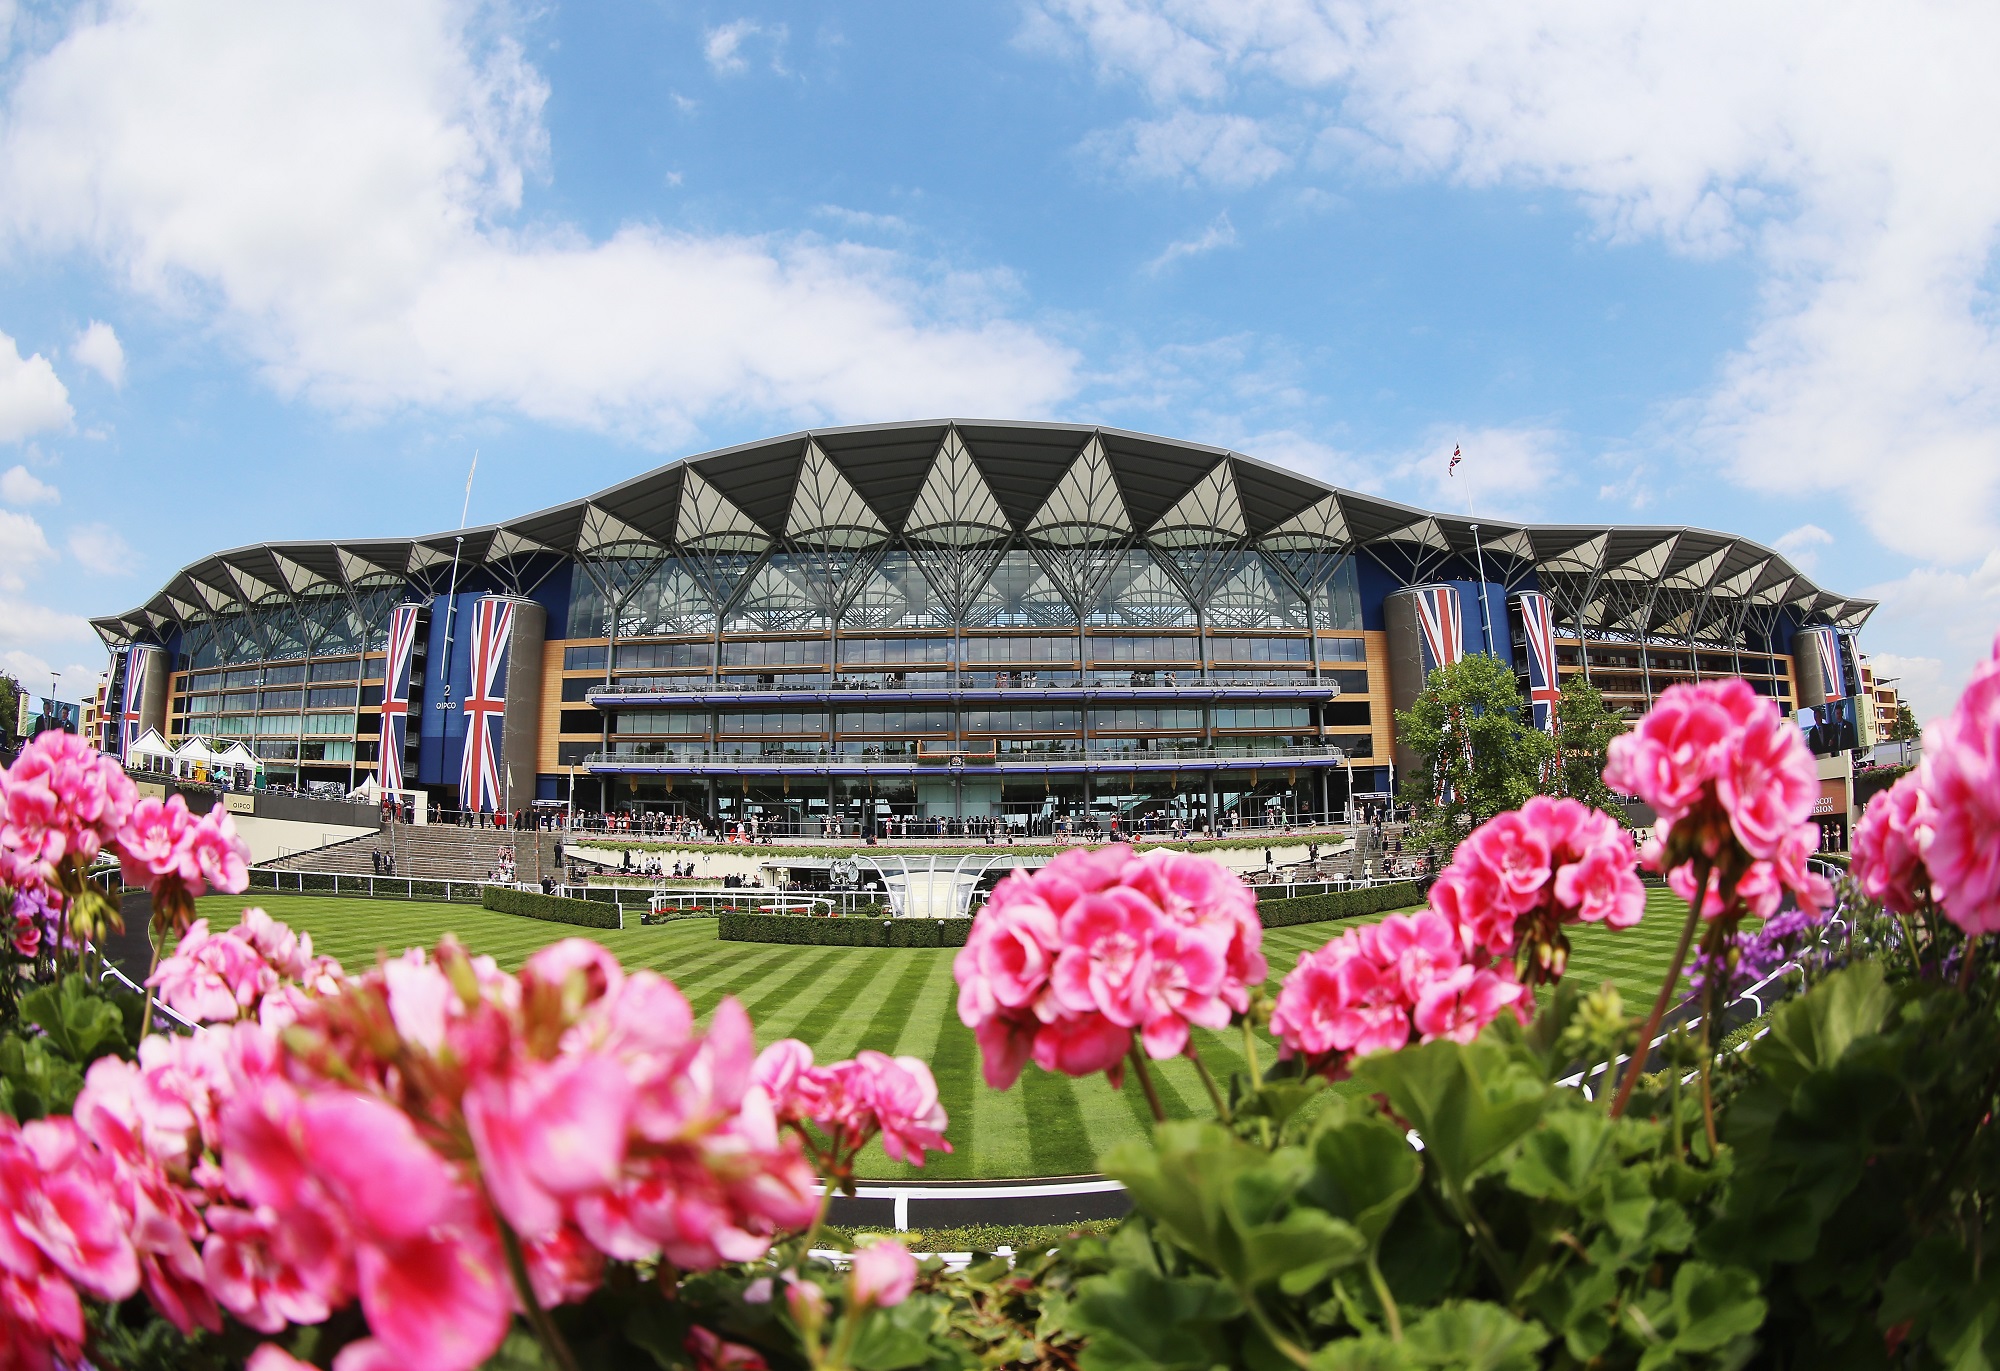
483,885,623,930
1254,881,1424,929
718,912,973,948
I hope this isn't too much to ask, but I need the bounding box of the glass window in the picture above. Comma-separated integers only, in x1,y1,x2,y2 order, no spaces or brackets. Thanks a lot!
612,559,721,637
1326,734,1374,758
557,741,597,765
1327,669,1369,694
1212,637,1311,664
1213,706,1311,730
1088,708,1203,732
961,636,1077,663
963,551,1078,628
1324,701,1372,727
1206,553,1308,630
559,710,603,735
1318,559,1363,632
187,695,221,714
833,710,951,733
842,552,943,631
224,669,261,689
256,714,303,736
721,639,830,668
617,711,708,734
563,645,609,672
561,678,599,702
263,663,307,686
303,714,356,735
309,658,361,682
1317,637,1367,663
307,686,356,708
961,708,1080,733
615,641,713,671
1087,636,1200,663
1088,551,1197,628
839,637,953,666
191,670,222,689
718,712,828,735
222,692,258,712
261,689,303,709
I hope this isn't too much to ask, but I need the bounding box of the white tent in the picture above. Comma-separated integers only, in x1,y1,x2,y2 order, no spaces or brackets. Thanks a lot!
211,742,259,776
348,774,383,803
127,728,175,775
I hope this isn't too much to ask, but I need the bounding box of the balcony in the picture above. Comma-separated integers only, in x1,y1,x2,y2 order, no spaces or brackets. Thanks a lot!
581,739,1361,776
584,672,1343,709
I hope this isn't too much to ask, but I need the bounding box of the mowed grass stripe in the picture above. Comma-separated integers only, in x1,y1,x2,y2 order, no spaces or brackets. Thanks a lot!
854,954,938,1056
195,892,1692,1180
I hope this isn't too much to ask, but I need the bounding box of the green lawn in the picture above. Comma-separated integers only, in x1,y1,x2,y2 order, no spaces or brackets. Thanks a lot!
196,889,1692,1180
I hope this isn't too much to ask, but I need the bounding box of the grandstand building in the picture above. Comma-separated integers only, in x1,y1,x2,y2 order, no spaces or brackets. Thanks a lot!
88,421,1878,832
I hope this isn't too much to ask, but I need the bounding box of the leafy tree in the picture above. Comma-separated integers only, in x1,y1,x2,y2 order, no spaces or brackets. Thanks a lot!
1551,675,1630,808
0,673,18,743
1888,700,1920,742
1394,653,1555,851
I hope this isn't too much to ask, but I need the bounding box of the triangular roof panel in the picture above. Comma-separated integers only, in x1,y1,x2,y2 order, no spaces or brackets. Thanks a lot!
1149,461,1247,545
1027,436,1131,544
786,439,889,546
903,428,1010,543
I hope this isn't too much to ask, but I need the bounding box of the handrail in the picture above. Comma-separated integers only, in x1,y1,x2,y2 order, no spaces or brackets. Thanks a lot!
584,673,1336,696
584,741,1359,765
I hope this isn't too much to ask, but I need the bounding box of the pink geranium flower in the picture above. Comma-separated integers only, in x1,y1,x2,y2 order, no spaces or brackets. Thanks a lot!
850,1238,918,1308
1918,637,2000,936
1604,679,1824,919
1853,771,1935,915
148,919,280,1024
1430,795,1644,983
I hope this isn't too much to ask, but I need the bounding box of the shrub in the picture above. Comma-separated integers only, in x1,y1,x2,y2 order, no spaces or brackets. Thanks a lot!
1254,879,1423,928
482,884,622,930
718,912,973,948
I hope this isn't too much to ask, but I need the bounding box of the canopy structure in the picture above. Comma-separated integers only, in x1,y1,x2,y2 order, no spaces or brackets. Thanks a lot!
88,419,1874,655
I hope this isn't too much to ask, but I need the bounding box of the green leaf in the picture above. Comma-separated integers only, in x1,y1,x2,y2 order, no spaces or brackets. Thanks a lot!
1302,1110,1422,1246
21,974,129,1065
849,1294,950,1371
1354,1038,1547,1197
0,1034,85,1120
1069,1267,1242,1371
1748,961,1894,1097
1309,1335,1414,1371
1250,1209,1368,1296
1666,1262,1766,1354
1403,1302,1550,1371
1503,1107,1612,1205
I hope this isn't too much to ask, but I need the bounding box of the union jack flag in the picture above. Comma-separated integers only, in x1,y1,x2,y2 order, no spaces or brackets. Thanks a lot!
459,597,514,813
1809,626,1847,701
378,603,422,792
1516,591,1562,734
120,646,155,758
1412,584,1465,674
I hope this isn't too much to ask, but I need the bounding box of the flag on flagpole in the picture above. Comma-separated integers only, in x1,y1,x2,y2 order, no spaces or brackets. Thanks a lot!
1448,444,1462,477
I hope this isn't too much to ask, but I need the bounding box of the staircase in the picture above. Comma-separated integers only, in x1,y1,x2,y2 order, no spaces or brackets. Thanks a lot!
260,823,568,883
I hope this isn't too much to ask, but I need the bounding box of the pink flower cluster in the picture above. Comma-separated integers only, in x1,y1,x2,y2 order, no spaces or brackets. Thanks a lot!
1269,910,1528,1077
1854,630,2000,935
1,913,908,1371
147,908,332,1025
1429,796,1646,982
753,1041,951,1167
1603,678,1829,919
0,730,249,909
953,847,1265,1089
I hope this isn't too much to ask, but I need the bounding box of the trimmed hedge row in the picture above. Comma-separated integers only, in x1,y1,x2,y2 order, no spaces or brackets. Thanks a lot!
1254,880,1424,929
718,913,973,948
483,885,623,930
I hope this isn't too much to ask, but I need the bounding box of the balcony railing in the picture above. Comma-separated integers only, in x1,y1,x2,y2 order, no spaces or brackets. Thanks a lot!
585,671,1339,697
581,740,1361,769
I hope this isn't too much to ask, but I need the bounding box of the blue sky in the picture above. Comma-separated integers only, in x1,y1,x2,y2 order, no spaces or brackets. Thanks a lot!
0,1,1995,718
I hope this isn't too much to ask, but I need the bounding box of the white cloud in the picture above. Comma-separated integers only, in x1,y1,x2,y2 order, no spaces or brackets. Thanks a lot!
66,521,135,575
0,328,71,441
1397,426,1567,521
1862,553,2000,722
1773,521,1834,572
813,204,909,234
1083,110,1291,189
71,319,125,386
704,19,785,77
0,649,104,698
0,1,1075,447
1033,5,2000,545
0,506,54,591
1145,212,1237,274
0,463,57,505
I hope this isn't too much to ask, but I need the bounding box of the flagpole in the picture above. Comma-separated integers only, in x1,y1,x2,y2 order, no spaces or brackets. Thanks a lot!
439,450,478,716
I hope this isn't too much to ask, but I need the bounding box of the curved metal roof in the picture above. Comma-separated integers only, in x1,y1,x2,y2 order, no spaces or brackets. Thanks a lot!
90,419,1875,648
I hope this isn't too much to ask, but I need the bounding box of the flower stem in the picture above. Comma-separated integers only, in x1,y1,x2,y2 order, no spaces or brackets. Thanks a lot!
139,927,164,1038
1127,1043,1168,1124
1240,1017,1265,1091
1365,1253,1403,1341
1190,1051,1231,1123
1960,937,1979,992
493,1211,582,1371
1611,858,1710,1121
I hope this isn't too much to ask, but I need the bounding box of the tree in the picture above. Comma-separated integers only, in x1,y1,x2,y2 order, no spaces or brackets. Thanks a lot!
1394,653,1555,851
1551,676,1630,809
1888,701,1920,742
0,673,18,743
